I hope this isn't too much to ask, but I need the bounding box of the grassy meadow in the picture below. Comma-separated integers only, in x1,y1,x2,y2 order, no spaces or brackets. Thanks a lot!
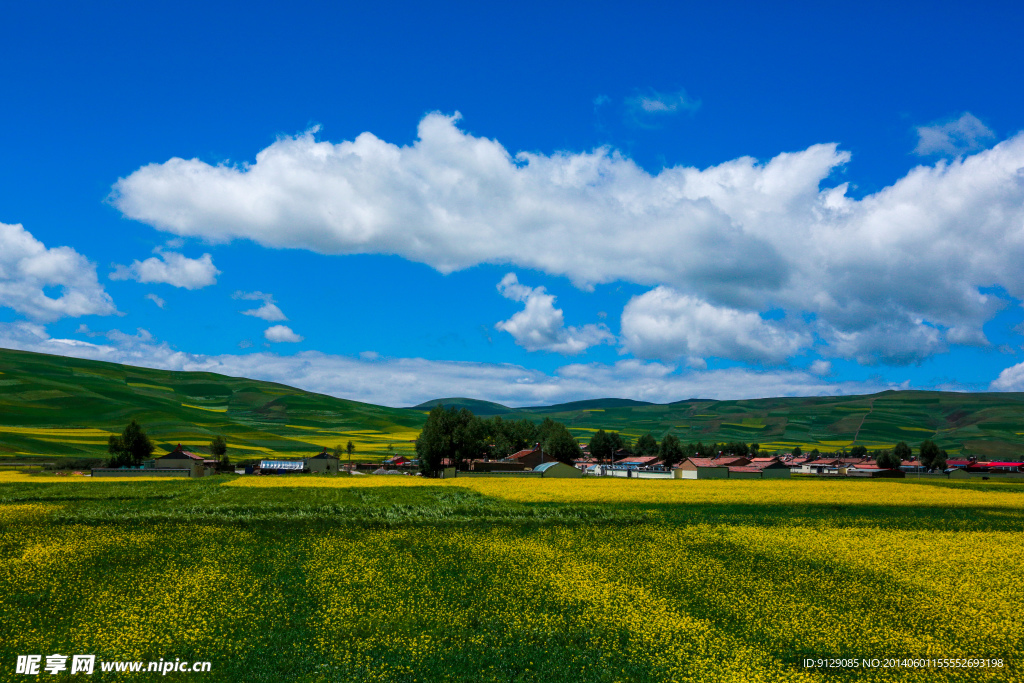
1,473,1021,682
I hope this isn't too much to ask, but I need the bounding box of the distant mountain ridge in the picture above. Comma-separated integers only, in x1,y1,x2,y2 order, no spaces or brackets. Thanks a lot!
409,398,512,416
409,397,656,414
4,347,1024,459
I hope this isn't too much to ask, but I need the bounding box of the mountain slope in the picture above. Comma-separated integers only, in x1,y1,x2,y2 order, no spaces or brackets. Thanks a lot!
0,347,424,461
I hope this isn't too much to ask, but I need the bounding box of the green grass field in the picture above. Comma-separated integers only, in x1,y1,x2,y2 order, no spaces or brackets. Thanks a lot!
1,473,1020,682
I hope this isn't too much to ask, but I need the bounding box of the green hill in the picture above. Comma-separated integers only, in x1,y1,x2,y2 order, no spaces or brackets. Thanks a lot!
4,346,1024,461
410,397,512,416
494,391,1024,458
521,398,656,413
0,347,424,462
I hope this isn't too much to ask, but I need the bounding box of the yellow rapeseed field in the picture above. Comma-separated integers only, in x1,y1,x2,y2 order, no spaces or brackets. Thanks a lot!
0,475,1020,681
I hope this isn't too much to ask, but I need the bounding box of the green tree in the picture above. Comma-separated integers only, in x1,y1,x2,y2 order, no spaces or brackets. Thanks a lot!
543,423,582,465
333,444,344,458
537,418,561,446
894,441,912,462
750,443,760,455
608,431,628,455
210,435,228,469
635,433,658,458
792,446,803,458
589,429,614,464
919,439,939,470
935,448,948,471
850,445,868,458
346,440,355,465
107,419,154,468
659,433,685,468
875,449,901,469
415,405,485,476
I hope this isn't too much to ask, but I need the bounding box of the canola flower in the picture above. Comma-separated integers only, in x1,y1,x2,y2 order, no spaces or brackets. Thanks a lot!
0,476,1020,681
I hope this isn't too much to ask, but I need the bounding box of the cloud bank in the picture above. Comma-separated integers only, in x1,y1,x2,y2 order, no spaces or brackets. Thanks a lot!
0,322,898,407
111,113,1024,365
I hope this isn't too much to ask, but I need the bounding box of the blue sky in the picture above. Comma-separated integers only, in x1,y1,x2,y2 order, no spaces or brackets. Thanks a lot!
3,0,1024,406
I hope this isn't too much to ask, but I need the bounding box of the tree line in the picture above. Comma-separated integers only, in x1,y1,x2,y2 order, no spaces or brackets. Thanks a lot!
415,406,954,476
415,406,583,475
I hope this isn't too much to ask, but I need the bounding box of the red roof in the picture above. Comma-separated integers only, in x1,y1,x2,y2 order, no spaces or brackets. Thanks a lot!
986,462,1024,467
728,466,763,473
616,455,660,465
677,457,738,468
509,447,542,460
161,446,204,461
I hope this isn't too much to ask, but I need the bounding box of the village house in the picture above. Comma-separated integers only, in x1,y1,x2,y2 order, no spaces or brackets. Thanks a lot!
153,445,209,477
614,455,662,469
306,449,341,474
506,445,548,469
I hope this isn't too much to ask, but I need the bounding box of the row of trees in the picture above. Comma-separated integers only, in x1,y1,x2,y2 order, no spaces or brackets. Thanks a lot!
415,407,584,475
863,440,948,471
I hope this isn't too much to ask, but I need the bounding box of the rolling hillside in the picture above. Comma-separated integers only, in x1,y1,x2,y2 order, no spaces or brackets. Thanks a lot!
0,348,424,462
499,393,1024,458
3,347,1024,461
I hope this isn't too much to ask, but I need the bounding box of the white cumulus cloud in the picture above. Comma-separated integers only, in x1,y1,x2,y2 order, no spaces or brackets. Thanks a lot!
990,362,1024,392
914,113,995,157
264,325,303,343
233,291,287,321
110,113,1024,366
495,273,613,354
110,250,220,289
620,286,809,363
0,222,118,322
145,293,166,309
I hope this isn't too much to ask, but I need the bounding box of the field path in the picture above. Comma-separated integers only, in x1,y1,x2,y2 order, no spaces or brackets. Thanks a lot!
852,397,876,444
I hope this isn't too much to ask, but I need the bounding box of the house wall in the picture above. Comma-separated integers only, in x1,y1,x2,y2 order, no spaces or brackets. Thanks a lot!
696,467,728,479
760,468,791,479
471,461,527,472
456,471,543,478
632,470,673,479
154,458,203,477
728,470,762,479
91,468,190,477
306,458,338,474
